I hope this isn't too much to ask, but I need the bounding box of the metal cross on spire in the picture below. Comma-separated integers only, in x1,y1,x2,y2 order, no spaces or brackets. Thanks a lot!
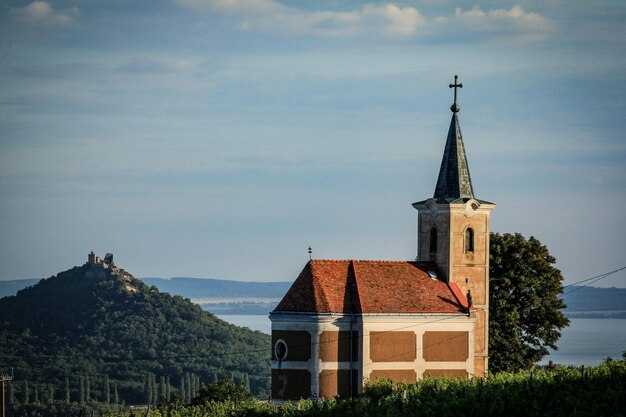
449,74,463,113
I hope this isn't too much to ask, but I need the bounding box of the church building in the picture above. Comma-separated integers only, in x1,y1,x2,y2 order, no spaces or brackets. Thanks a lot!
269,76,495,400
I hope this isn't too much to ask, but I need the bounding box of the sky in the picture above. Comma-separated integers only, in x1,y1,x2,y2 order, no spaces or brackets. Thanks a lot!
0,0,625,287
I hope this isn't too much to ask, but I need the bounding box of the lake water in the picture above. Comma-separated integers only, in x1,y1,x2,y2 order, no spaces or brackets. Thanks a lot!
218,315,626,366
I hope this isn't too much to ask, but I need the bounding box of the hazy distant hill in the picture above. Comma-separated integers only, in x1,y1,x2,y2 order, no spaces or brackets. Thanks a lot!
141,277,291,299
0,277,291,300
561,286,626,318
0,259,271,404
0,279,39,298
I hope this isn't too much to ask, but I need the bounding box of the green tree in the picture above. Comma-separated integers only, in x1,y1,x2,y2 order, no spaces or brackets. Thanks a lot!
191,379,253,405
85,375,90,402
9,382,15,405
79,376,85,404
242,373,250,391
193,374,200,399
113,382,119,405
104,375,110,405
159,376,165,402
489,233,570,372
64,376,70,404
151,374,158,406
179,375,185,404
185,373,191,403
144,374,153,405
23,380,29,404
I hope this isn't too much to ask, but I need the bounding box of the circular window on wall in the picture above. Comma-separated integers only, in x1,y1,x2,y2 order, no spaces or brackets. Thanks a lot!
274,339,288,361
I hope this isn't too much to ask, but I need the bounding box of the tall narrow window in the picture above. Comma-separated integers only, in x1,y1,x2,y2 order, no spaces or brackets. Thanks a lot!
465,228,474,253
429,227,438,254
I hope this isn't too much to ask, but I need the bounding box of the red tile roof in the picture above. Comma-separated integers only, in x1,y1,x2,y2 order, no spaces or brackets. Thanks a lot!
274,260,466,314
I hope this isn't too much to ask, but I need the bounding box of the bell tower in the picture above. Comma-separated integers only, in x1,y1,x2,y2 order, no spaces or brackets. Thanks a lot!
412,76,495,377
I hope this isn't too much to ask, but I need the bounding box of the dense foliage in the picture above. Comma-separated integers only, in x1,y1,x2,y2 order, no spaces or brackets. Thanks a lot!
489,233,569,372
190,379,253,405
105,358,626,417
0,261,271,411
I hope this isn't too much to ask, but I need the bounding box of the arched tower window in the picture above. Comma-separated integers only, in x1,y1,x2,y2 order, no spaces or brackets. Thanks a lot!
465,227,474,253
429,227,438,254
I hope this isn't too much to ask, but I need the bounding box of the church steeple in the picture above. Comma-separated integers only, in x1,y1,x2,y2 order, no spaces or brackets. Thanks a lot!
433,75,474,201
413,75,495,378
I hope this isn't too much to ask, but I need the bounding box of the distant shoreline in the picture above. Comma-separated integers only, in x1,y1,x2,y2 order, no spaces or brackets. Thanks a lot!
2,278,625,319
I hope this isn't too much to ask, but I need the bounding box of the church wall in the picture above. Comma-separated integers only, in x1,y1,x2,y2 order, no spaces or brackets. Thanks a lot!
449,205,493,378
271,313,477,400
473,309,487,353
370,369,417,383
423,369,468,378
422,331,469,362
272,330,311,361
418,210,451,276
270,314,361,399
474,356,486,378
319,331,358,362
271,369,311,400
453,266,487,305
370,331,417,362
361,316,475,386
318,369,358,398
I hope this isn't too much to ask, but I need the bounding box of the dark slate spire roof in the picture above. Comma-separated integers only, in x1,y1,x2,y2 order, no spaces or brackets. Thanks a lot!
433,110,474,200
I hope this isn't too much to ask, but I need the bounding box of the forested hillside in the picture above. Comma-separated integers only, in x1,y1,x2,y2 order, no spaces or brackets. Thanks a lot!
0,259,271,407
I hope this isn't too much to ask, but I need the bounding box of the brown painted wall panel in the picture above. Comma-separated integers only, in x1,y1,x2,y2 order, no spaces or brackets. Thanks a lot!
370,331,416,362
318,370,359,398
369,370,417,384
271,369,311,400
423,369,468,378
319,331,358,362
272,330,311,361
422,331,469,362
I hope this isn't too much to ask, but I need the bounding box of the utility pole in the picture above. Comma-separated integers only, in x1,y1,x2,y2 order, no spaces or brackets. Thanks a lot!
0,368,14,417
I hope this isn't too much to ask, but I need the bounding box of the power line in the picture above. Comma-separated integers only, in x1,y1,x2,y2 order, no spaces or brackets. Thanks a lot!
562,265,626,289
562,265,626,296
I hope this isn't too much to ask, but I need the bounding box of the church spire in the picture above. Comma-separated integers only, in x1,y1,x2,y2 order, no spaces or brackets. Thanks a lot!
433,75,474,201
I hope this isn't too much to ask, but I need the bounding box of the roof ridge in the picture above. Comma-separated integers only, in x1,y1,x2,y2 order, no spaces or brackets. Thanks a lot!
310,259,350,263
311,259,423,264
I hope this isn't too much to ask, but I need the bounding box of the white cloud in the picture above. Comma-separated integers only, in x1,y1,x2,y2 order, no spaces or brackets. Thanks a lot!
450,5,551,39
363,4,426,36
174,1,549,41
175,0,426,37
10,1,78,27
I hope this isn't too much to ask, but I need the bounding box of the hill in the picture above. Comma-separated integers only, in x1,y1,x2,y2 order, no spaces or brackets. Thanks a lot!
0,277,291,300
141,277,291,299
0,253,271,406
0,279,39,298
561,286,626,318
